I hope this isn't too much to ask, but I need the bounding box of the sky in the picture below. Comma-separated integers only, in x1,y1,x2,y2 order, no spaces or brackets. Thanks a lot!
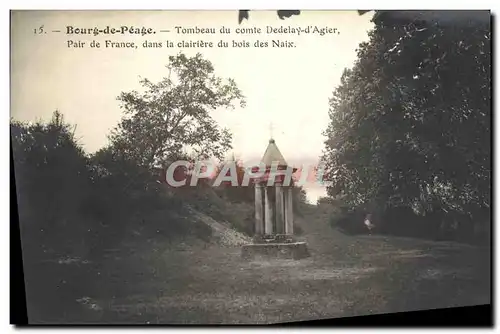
11,10,375,203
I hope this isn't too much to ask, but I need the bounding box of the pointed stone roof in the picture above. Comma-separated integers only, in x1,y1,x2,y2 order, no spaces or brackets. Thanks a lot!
261,138,288,167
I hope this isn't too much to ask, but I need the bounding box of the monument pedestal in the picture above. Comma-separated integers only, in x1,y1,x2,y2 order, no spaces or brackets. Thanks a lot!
241,241,310,260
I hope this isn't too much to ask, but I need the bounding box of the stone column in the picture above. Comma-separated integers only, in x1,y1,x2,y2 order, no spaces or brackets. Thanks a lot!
254,183,264,236
285,187,294,235
275,184,285,234
264,186,273,235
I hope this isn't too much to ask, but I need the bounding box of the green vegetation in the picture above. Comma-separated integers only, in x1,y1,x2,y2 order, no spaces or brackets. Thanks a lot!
321,12,491,244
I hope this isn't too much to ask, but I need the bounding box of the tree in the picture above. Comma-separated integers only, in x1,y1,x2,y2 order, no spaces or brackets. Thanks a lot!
322,11,491,240
11,111,94,256
211,155,255,203
294,186,308,205
110,52,246,169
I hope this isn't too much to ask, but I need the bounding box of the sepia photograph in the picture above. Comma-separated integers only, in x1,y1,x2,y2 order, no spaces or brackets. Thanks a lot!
10,9,492,325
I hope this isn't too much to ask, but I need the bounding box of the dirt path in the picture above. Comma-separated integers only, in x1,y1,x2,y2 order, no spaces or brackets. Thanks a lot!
27,208,491,324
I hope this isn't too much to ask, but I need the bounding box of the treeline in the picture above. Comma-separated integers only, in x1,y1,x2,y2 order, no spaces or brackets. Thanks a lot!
11,113,309,262
322,11,491,244
11,111,212,263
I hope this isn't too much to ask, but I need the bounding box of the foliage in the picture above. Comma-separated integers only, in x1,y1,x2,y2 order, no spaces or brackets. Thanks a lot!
110,52,245,169
238,10,300,24
11,112,93,252
317,196,334,206
321,11,491,242
11,111,211,263
211,156,254,203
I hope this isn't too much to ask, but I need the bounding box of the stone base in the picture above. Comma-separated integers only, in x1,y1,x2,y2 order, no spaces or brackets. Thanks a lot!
241,242,310,260
253,234,294,244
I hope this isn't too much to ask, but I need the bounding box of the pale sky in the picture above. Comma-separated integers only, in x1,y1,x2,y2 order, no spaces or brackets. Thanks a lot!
11,10,375,203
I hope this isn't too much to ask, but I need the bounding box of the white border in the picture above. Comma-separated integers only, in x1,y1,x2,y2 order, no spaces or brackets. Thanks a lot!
4,1,497,333
3,1,500,10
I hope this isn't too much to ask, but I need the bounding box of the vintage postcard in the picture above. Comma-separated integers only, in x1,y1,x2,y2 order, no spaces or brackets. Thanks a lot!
10,10,491,325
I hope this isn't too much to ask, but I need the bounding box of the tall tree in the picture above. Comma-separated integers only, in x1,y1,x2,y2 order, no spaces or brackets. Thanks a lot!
110,52,246,169
322,11,490,236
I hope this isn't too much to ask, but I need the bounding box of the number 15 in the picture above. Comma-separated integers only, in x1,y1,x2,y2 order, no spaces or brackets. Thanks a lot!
34,25,44,34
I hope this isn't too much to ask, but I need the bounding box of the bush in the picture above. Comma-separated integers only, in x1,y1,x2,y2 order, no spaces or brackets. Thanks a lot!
329,209,367,235
11,111,218,263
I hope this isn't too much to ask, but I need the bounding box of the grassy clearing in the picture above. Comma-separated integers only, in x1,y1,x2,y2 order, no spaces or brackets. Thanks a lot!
25,208,490,324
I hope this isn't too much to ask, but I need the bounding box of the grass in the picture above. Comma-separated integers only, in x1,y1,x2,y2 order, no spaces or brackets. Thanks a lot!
24,207,491,324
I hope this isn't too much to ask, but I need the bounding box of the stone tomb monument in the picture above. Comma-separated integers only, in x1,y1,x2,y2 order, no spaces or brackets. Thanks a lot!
241,138,310,260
